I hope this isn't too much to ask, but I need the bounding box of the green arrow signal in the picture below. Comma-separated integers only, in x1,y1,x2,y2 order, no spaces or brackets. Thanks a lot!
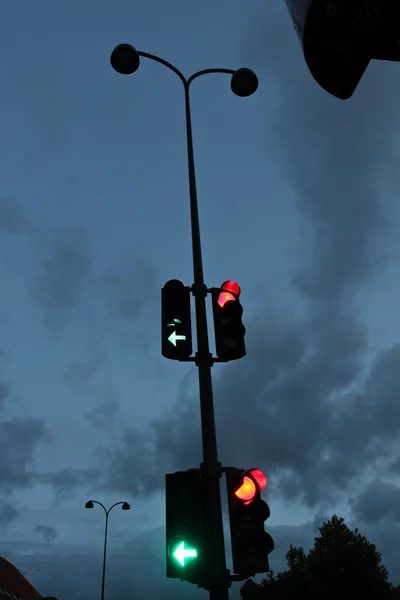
168,331,186,346
173,541,197,566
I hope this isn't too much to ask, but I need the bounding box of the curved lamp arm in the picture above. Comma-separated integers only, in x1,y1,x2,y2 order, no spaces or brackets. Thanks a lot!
86,499,107,516
138,51,235,89
85,500,130,516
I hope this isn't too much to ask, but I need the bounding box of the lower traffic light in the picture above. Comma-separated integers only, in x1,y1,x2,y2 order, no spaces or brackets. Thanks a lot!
165,469,207,586
225,467,274,577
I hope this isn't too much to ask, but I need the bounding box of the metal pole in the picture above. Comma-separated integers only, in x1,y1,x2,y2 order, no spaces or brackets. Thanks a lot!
183,82,229,600
101,510,109,600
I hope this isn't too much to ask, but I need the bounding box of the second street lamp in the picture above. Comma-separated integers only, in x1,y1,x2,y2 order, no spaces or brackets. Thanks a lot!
110,43,258,600
85,500,130,600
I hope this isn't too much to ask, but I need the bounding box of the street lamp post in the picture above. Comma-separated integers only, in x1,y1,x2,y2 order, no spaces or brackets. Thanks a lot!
85,499,130,600
109,44,258,600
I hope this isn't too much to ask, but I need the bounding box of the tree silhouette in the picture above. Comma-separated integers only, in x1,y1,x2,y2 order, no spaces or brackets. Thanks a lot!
241,515,394,600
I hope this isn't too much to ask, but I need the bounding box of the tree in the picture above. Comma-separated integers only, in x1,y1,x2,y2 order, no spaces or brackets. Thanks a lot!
240,515,394,600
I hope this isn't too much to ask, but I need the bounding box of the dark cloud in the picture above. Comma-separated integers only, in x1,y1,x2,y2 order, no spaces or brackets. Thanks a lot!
33,525,57,542
84,398,119,431
0,502,19,527
32,229,157,340
64,359,99,387
64,345,109,387
389,457,400,474
0,378,10,410
38,468,99,500
95,428,166,496
0,199,24,234
32,229,92,324
351,479,400,525
0,417,51,491
96,255,158,322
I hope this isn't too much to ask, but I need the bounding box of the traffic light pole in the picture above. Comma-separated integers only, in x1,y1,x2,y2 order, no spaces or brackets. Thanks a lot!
136,52,234,599
184,74,229,600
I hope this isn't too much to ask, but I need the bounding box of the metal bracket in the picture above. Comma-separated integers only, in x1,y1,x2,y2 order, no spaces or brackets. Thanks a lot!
221,466,239,474
212,356,229,363
190,283,208,297
177,353,227,364
194,352,214,367
230,574,250,583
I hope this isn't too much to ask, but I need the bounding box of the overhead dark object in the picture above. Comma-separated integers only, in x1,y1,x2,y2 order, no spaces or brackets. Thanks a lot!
110,43,140,75
85,501,94,509
122,502,131,510
285,0,400,99
231,68,259,97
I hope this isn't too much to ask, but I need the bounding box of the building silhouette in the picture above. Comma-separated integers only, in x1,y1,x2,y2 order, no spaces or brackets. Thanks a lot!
0,557,57,600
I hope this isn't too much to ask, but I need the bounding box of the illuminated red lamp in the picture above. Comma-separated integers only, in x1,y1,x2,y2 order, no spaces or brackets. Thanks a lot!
217,280,241,308
234,476,256,504
234,469,268,505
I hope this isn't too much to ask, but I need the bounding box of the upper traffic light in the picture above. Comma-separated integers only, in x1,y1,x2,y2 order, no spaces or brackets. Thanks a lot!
165,469,207,587
225,467,274,577
161,280,193,360
285,0,400,99
212,281,246,362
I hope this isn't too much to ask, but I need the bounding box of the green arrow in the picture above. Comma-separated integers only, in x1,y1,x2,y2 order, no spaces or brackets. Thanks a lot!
168,331,186,346
173,542,197,566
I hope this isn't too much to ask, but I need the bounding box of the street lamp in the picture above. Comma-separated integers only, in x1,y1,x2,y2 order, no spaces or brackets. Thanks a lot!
85,500,130,600
110,44,257,600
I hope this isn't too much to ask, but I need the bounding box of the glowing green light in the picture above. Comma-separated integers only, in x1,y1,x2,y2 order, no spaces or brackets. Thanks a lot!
167,319,182,326
168,331,186,346
173,541,197,566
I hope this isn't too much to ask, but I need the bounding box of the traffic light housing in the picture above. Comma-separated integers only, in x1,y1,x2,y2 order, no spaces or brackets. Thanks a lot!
212,281,246,362
225,467,274,577
161,279,193,360
165,469,207,586
285,0,400,99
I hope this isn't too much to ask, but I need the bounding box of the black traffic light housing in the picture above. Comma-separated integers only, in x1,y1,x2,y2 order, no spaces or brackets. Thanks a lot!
225,467,274,577
161,279,193,360
285,0,400,99
212,281,246,362
165,469,208,587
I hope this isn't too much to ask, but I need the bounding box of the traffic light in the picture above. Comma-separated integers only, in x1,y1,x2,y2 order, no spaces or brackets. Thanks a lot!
165,469,207,586
212,280,246,362
285,0,400,99
225,467,274,577
161,279,193,360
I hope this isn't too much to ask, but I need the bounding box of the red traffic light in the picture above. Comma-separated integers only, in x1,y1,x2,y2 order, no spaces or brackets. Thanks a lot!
234,469,268,505
217,280,241,307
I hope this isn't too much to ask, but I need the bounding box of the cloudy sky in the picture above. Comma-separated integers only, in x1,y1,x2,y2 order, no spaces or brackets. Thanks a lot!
1,1,400,599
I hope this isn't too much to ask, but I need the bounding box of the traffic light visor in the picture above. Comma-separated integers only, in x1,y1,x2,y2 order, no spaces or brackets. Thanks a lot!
221,280,241,296
249,469,267,491
218,281,241,308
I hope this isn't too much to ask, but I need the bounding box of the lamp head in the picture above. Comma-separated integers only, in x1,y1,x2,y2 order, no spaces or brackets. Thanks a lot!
122,502,131,510
85,501,94,509
110,44,140,75
231,68,259,97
